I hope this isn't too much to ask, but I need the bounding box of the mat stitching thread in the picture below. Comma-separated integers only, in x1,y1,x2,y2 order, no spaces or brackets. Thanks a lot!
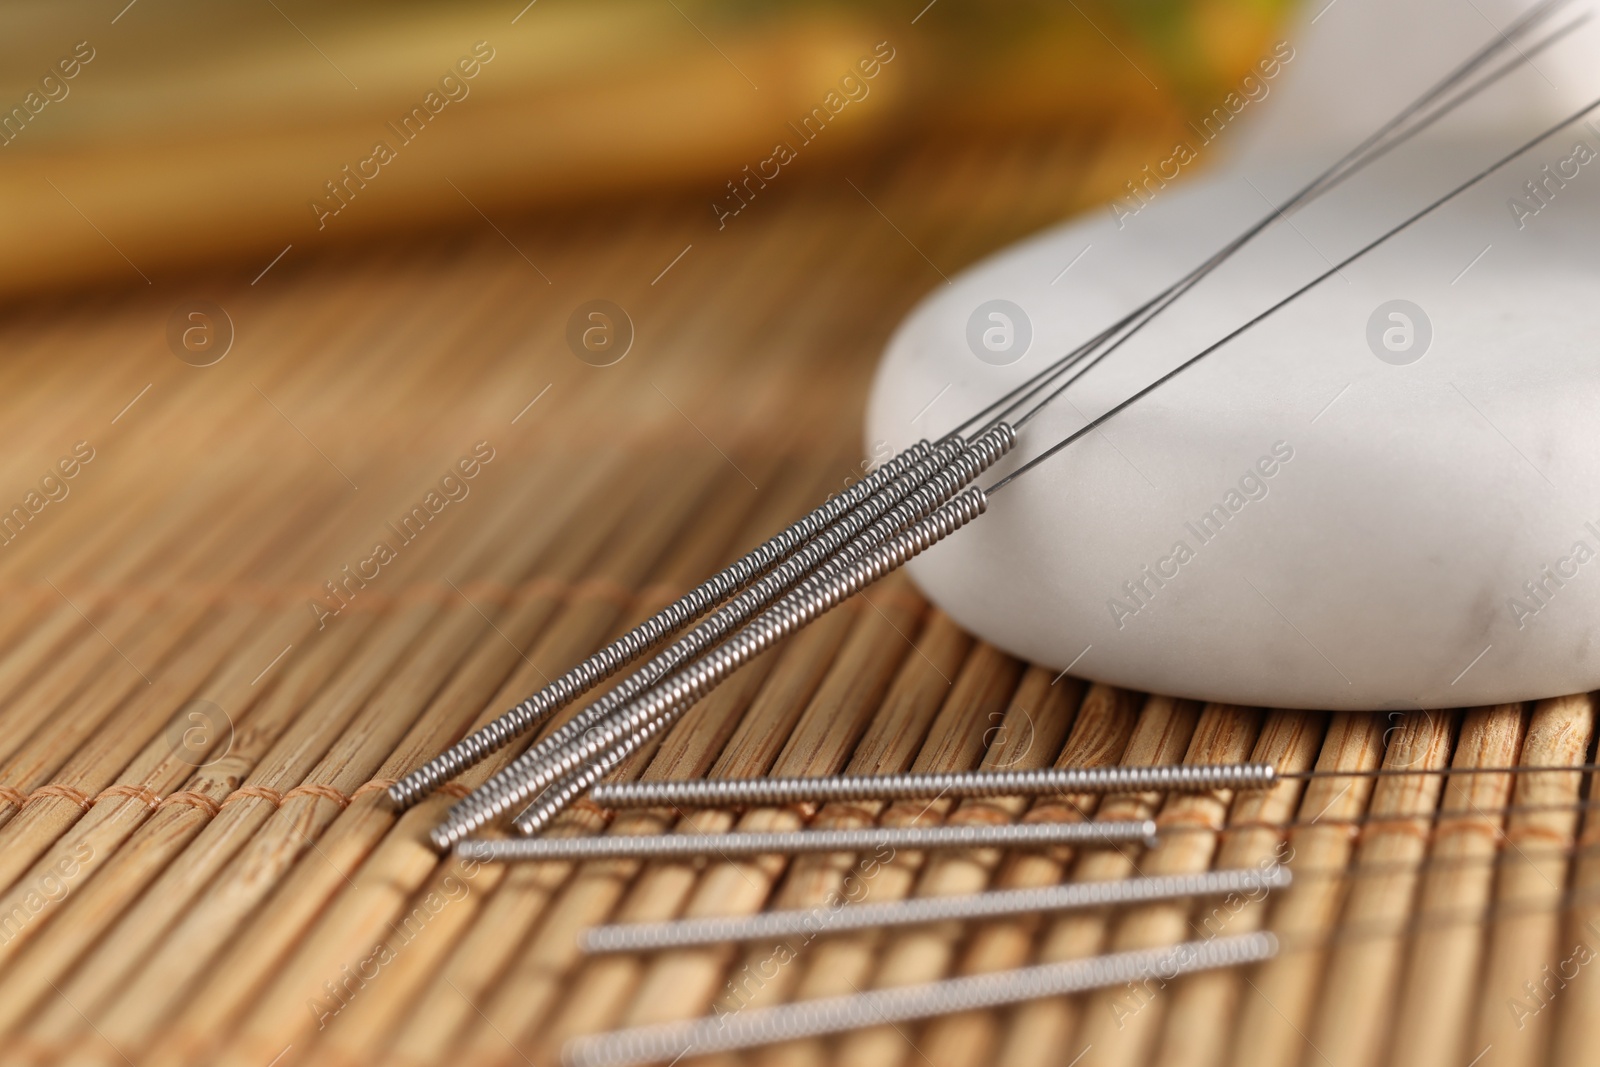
0,777,468,813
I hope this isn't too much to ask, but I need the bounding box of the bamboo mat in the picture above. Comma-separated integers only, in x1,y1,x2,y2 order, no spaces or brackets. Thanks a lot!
2,127,1599,1067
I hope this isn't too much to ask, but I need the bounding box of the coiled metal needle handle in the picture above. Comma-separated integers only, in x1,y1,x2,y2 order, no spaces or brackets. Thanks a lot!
503,484,996,840
589,762,1279,809
430,487,991,849
435,428,1007,849
581,865,1291,952
439,436,968,833
501,428,1015,841
563,932,1279,1067
456,817,1158,863
387,439,935,810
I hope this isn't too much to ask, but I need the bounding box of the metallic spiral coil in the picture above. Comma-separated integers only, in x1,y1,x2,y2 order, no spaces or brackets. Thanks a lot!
587,762,1280,810
580,865,1292,953
496,429,1015,835
429,486,990,850
482,432,1002,823
457,814,1157,863
505,486,994,838
564,932,1280,1067
435,426,1014,847
445,486,990,846
447,436,968,814
499,462,1006,837
432,437,969,839
386,438,936,810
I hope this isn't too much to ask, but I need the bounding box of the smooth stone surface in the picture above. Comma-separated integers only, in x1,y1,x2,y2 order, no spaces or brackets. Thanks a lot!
865,134,1600,710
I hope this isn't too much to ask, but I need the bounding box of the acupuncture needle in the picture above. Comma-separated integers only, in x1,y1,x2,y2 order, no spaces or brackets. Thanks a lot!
572,846,1600,954
990,90,1600,492
503,89,1600,839
947,0,1576,439
998,3,1591,432
565,877,1600,1067
396,9,1570,819
438,14,1587,844
586,759,1600,811
562,934,1278,1067
505,83,1600,838
507,20,1568,767
458,817,1157,862
580,867,1292,953
406,8,1568,819
566,877,1600,1067
439,462,1009,847
589,763,1279,809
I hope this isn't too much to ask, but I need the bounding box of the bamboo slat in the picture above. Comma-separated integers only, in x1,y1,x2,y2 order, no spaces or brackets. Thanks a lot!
1152,709,1323,1067
1387,705,1527,1067
897,684,1140,1067
1477,694,1596,1066
994,694,1203,1067
1070,703,1265,1067
1307,709,1459,1067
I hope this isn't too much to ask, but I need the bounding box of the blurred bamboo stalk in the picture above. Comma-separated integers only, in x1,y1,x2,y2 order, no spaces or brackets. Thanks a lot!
0,0,1283,297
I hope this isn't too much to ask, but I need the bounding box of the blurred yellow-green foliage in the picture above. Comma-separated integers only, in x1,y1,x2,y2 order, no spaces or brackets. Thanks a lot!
0,0,1295,297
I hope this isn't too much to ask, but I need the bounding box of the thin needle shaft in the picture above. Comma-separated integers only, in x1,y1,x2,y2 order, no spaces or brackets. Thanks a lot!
1008,0,1580,430
990,92,1600,493
972,0,1571,436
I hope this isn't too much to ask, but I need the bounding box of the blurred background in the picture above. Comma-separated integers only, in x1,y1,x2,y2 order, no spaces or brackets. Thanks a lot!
0,0,1292,298
16,9,1600,1067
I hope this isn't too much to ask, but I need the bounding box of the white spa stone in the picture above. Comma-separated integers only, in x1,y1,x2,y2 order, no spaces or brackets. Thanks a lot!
865,0,1600,709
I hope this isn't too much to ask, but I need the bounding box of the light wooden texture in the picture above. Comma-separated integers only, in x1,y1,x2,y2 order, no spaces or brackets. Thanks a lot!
0,127,1596,1067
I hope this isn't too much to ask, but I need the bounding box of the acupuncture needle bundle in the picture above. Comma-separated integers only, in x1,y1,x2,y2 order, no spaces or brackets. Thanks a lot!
394,0,1590,847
